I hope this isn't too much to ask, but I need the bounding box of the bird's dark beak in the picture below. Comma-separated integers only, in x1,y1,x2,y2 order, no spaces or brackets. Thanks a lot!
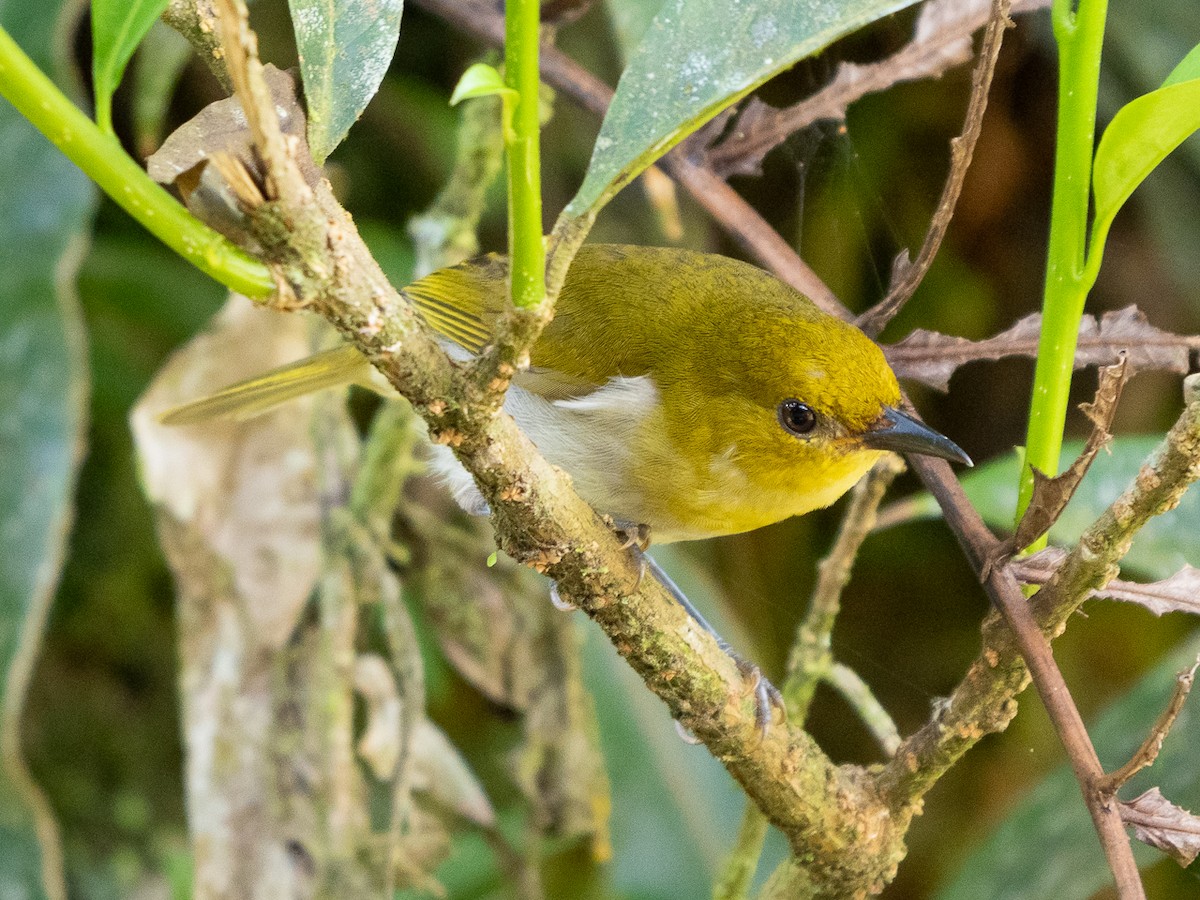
862,406,973,466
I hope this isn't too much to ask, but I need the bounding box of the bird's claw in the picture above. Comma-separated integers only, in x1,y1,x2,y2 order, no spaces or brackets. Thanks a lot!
732,655,786,738
611,518,652,552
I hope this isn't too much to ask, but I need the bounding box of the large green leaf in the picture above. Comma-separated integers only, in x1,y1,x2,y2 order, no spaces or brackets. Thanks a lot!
90,0,171,133
900,436,1199,579
1090,46,1200,262
1104,5,1200,306
0,1,98,897
936,636,1200,900
567,0,921,217
604,0,664,62
288,0,404,164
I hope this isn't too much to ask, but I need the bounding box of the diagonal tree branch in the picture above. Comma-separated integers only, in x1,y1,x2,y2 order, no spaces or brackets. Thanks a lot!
196,3,914,893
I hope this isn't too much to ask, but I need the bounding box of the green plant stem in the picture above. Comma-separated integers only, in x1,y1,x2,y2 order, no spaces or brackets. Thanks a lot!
712,804,770,900
504,0,544,310
0,24,274,298
1017,0,1109,534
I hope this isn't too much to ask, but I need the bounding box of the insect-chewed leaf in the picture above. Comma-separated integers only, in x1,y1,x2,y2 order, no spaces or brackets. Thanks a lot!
1120,787,1200,867
886,306,1197,392
1011,548,1200,618
1094,566,1200,617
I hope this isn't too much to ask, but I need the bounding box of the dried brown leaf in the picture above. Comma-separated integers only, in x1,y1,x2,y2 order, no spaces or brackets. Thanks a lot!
886,306,1198,392
1120,788,1200,867
146,65,319,245
1094,566,1200,616
1012,549,1200,616
1010,357,1132,552
705,0,1047,178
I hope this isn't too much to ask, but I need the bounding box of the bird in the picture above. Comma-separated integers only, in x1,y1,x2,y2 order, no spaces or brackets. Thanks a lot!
163,244,971,727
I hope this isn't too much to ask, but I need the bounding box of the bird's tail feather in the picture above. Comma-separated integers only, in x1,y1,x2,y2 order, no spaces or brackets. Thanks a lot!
158,344,379,425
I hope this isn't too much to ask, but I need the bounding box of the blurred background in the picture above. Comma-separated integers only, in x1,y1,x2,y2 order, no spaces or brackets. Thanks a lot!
12,0,1200,897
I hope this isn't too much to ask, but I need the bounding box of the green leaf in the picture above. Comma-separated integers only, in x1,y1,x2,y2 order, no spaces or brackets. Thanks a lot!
1090,57,1200,268
936,637,1200,900
1,1,98,896
567,0,921,217
449,62,516,106
1162,42,1200,88
604,0,664,62
90,0,171,134
288,0,404,164
130,21,193,154
900,437,1199,579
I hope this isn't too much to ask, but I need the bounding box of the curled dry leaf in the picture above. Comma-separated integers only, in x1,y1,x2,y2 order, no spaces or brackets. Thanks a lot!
146,64,320,245
1096,567,1200,617
886,305,1199,392
1009,356,1132,554
1120,787,1200,867
131,296,322,649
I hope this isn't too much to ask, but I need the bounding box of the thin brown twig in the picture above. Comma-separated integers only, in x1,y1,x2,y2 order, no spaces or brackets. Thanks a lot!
703,0,1048,179
1101,660,1199,795
889,455,1147,898
986,561,1146,898
856,0,1014,337
884,376,1200,896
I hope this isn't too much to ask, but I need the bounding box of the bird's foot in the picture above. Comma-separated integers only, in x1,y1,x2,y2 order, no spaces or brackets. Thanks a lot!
634,549,785,739
609,517,652,552
729,653,787,738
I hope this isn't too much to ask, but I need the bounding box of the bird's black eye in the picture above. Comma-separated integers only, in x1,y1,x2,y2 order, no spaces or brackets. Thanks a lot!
778,399,817,436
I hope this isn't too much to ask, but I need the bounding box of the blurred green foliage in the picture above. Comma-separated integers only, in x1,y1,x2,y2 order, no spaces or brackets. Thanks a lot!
1,0,1198,897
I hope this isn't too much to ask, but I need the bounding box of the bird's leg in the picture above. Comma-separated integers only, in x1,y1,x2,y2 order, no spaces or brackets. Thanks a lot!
547,520,784,735
634,548,785,737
